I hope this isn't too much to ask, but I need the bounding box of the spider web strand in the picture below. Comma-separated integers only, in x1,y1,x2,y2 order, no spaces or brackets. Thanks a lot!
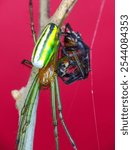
90,0,106,49
90,0,106,150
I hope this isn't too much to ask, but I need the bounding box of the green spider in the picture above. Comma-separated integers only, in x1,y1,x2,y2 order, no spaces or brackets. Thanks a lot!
17,23,77,150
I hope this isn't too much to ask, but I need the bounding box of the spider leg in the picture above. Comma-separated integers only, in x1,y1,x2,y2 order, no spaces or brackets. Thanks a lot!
29,0,37,43
21,59,33,68
50,78,59,150
54,75,77,150
17,74,40,150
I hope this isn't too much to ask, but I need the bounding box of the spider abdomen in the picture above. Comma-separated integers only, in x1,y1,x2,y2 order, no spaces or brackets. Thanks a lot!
32,23,60,69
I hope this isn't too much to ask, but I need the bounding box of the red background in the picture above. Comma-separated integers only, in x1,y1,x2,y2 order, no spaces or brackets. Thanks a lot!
0,0,114,150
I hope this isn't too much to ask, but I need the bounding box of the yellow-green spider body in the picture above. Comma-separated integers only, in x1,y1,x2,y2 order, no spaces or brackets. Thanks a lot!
32,23,60,69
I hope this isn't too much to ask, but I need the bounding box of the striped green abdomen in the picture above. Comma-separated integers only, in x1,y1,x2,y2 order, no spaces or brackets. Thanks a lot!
31,23,60,69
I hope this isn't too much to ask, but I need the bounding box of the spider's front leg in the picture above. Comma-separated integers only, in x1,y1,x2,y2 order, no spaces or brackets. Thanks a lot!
17,73,40,150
